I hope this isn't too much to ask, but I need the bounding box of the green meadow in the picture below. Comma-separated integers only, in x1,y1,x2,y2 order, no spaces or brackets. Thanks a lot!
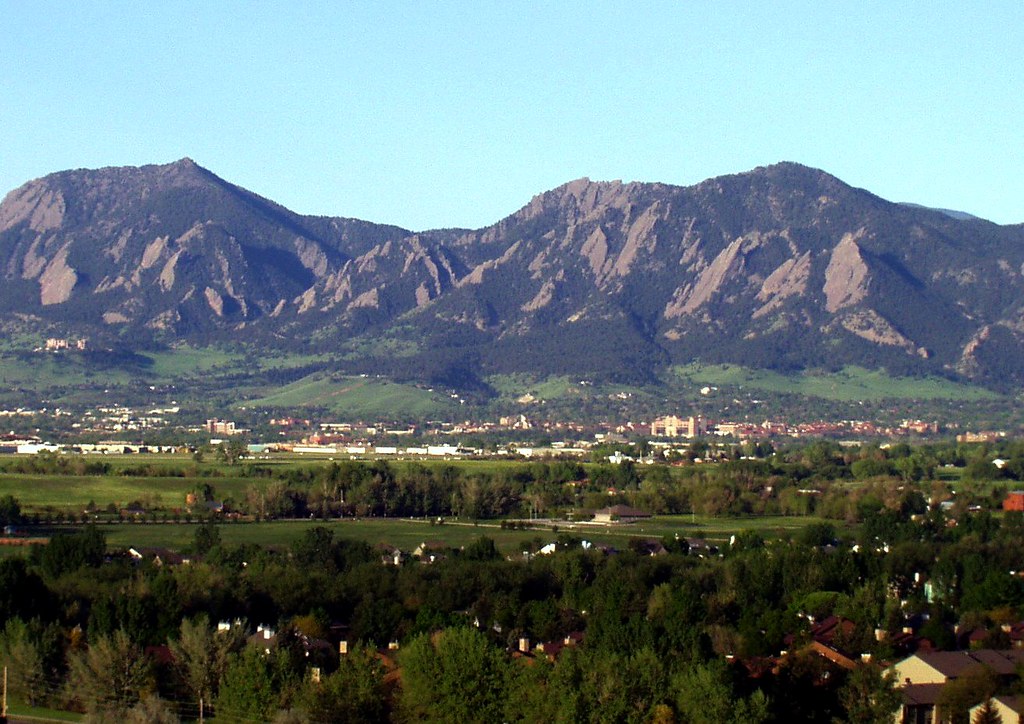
671,363,998,402
243,373,461,417
17,513,829,557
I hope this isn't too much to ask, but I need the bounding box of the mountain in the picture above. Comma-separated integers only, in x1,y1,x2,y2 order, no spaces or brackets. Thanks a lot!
898,202,982,221
3,159,1024,392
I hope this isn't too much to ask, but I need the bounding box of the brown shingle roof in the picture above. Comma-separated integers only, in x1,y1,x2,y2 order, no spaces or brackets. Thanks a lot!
913,649,1024,678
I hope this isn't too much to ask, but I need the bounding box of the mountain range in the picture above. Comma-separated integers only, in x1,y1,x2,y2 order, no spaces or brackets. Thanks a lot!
2,159,1023,394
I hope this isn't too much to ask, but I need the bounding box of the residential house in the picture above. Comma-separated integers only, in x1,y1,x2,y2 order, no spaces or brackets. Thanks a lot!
128,547,188,567
887,649,1024,723
377,543,406,566
412,541,448,563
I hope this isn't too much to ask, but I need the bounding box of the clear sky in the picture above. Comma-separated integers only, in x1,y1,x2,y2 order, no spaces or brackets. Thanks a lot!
2,2,1021,230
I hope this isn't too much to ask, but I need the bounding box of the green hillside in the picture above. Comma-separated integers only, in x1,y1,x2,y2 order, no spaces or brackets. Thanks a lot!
671,364,999,402
244,373,461,418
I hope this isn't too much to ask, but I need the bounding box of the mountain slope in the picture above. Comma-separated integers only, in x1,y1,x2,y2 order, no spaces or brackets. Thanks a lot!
2,159,1024,390
370,163,1024,387
0,159,412,337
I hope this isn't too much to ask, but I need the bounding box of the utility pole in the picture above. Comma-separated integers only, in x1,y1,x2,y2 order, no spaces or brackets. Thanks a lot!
2,664,7,724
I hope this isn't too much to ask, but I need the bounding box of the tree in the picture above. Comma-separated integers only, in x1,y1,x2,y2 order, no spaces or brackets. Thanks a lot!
67,629,152,717
31,525,106,578
291,526,335,569
185,482,215,508
0,494,21,526
937,664,999,724
216,440,247,466
215,646,278,722
192,520,222,555
972,698,1003,724
398,627,510,723
0,618,45,706
168,615,245,718
463,535,501,561
0,558,51,625
838,665,903,723
300,644,387,723
672,660,739,724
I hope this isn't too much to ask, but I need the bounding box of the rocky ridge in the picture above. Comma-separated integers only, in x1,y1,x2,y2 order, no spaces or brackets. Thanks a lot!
2,159,1023,389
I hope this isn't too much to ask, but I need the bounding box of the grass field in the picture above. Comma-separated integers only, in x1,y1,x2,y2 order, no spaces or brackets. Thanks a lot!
141,345,245,378
243,373,461,417
0,353,135,389
671,363,998,402
6,701,82,722
0,473,259,511
0,514,832,560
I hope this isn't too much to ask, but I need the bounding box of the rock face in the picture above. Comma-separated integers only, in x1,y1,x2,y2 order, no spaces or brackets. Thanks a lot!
2,158,1024,388
0,159,426,336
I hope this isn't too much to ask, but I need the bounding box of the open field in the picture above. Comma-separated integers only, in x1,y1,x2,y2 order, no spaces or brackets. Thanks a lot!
671,363,999,402
1,514,835,559
0,353,136,389
242,373,461,417
0,472,256,511
141,345,245,377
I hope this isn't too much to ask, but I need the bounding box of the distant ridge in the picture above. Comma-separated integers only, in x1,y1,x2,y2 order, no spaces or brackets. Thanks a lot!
897,202,982,222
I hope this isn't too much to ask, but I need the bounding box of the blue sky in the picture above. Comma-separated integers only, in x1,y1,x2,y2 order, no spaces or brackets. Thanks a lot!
2,2,1021,230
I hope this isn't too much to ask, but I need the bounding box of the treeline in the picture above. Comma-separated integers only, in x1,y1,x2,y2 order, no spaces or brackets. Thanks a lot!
8,440,1024,525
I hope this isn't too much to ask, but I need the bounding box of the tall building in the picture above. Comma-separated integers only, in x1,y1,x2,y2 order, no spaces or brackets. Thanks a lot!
650,415,706,438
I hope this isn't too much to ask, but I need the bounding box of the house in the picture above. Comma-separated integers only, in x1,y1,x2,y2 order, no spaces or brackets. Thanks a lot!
887,649,1024,723
629,538,669,556
412,541,448,563
377,543,406,566
593,505,652,524
128,547,188,567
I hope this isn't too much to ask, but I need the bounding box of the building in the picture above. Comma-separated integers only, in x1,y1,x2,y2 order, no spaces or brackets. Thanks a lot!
956,431,1006,443
44,337,87,351
650,415,706,438
593,505,652,524
1004,491,1024,512
888,649,1024,723
206,419,238,436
